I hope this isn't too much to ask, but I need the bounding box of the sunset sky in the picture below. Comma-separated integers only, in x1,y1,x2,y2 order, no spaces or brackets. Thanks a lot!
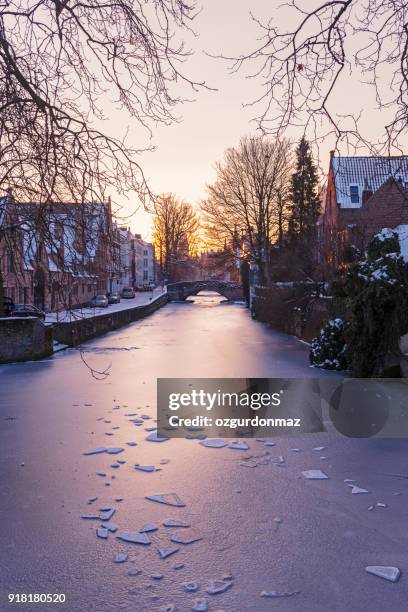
114,0,399,240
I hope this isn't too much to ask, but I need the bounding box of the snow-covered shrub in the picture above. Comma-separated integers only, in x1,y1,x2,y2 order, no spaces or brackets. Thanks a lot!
345,229,408,376
310,318,348,371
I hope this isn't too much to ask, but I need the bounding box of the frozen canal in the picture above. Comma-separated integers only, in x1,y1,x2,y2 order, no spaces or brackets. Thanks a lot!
1,294,408,611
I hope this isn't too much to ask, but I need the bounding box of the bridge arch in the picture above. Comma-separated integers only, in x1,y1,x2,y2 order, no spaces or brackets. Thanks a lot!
167,280,244,302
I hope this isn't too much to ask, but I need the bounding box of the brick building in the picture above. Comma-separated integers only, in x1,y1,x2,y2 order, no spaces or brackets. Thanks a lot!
318,153,408,268
1,195,115,311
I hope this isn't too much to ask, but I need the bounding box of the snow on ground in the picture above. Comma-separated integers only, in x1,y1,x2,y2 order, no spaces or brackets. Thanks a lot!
45,288,166,323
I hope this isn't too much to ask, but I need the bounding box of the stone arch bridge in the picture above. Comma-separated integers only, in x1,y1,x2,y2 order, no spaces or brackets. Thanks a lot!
167,280,244,302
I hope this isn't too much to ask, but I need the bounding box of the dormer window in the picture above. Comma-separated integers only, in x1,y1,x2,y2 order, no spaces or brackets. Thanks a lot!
350,185,359,204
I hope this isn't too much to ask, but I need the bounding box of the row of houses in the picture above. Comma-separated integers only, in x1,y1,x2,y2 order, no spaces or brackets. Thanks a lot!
0,193,156,312
318,152,408,267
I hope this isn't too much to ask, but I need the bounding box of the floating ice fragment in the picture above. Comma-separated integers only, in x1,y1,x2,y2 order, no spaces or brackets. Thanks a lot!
135,465,157,473
139,523,158,533
264,442,276,447
376,502,388,508
206,579,233,595
145,493,185,507
110,463,121,469
145,427,157,432
365,566,400,582
199,439,228,449
145,433,169,442
159,547,179,559
128,569,141,576
192,599,208,611
170,531,202,545
96,472,107,477
126,442,137,447
151,574,163,580
173,563,184,570
351,486,369,494
313,447,326,452
368,506,375,511
117,531,151,545
83,448,106,456
163,519,190,528
228,441,249,450
100,509,115,521
106,447,124,454
96,527,108,539
114,553,128,563
105,433,114,436
260,590,299,598
81,514,102,520
115,498,124,502
291,448,300,452
160,605,176,612
344,479,356,483
88,496,98,503
182,581,200,592
102,523,118,532
302,470,328,480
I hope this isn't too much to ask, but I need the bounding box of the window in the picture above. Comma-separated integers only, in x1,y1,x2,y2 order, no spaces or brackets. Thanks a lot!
143,258,148,268
350,185,359,204
143,249,148,256
143,270,148,281
7,251,14,273
404,182,408,190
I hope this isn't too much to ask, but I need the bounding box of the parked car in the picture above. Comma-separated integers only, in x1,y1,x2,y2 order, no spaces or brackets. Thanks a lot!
135,284,144,292
3,296,14,316
90,294,109,308
107,292,121,304
146,282,156,291
121,287,135,299
10,303,46,320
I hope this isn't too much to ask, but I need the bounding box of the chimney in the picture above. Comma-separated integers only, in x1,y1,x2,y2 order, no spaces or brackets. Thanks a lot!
362,177,373,206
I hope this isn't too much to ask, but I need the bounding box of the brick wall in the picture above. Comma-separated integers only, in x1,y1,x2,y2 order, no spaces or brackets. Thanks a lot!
0,317,53,363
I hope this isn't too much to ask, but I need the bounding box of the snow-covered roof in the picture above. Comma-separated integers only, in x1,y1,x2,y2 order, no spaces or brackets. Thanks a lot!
332,156,408,209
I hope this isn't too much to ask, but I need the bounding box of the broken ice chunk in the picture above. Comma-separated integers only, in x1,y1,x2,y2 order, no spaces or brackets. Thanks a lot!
145,433,169,442
135,465,157,473
313,446,326,452
170,531,202,545
116,531,151,545
96,472,107,477
110,463,121,469
150,574,163,580
88,496,98,503
260,590,300,598
163,519,190,528
159,547,179,559
102,523,118,532
182,581,200,592
114,553,128,563
351,486,369,494
145,493,185,507
96,527,108,539
228,441,249,451
83,448,107,456
206,579,233,595
106,447,124,454
126,442,137,446
365,566,401,582
302,470,328,480
199,439,228,449
139,523,158,533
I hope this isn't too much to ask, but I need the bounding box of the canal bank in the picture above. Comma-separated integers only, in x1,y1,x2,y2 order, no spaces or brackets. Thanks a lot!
52,292,168,347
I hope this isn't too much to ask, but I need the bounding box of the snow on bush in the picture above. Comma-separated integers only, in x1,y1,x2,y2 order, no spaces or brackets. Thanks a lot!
310,318,348,371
